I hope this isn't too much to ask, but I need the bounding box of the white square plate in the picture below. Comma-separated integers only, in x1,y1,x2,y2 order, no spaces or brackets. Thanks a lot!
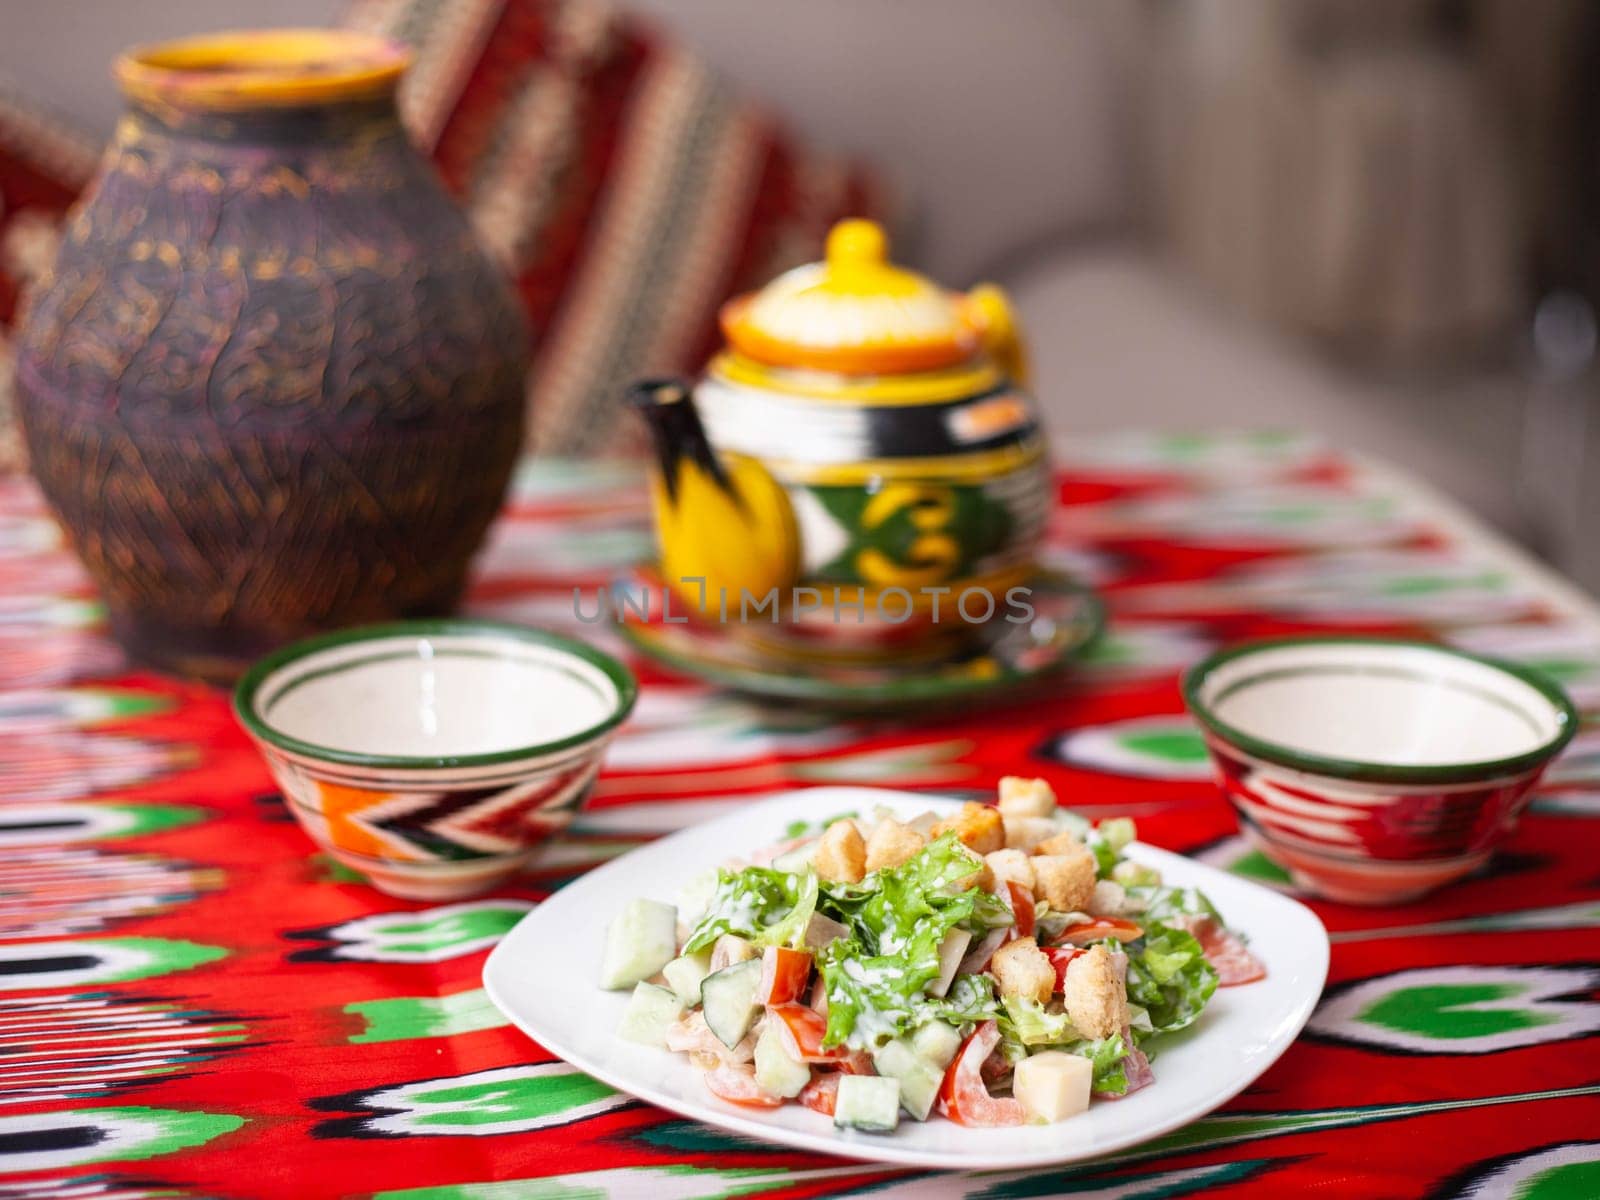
483,787,1329,1170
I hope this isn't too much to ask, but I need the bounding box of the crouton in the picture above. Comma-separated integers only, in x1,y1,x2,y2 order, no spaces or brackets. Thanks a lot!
814,819,866,884
1033,847,1097,913
931,802,1005,855
865,818,926,873
1033,829,1086,858
990,936,1054,1004
952,856,994,893
1063,943,1128,1039
1004,815,1058,852
998,776,1057,820
985,848,1036,894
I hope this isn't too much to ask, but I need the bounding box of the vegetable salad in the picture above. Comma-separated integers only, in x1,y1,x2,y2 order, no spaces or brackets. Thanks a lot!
599,777,1264,1132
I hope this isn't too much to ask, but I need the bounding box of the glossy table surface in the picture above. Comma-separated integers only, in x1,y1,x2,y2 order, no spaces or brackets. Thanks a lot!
3,433,1597,1198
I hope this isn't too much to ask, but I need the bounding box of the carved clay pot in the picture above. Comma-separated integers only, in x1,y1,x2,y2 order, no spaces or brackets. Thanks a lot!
13,30,529,681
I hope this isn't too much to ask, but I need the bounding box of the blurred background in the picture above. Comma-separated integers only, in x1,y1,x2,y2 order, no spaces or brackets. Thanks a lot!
3,0,1598,587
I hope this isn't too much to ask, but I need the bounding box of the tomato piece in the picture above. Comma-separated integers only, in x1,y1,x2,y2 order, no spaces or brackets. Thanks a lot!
702,1065,783,1108
769,1002,854,1064
936,1020,1024,1127
759,946,813,1005
1054,918,1143,944
1006,881,1036,939
799,1072,839,1116
1045,945,1084,992
836,1051,874,1075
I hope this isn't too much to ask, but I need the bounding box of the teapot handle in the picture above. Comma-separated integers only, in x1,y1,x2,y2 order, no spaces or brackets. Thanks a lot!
967,283,1029,386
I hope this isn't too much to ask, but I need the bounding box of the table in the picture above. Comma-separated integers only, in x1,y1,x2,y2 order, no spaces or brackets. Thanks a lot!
4,433,1598,1198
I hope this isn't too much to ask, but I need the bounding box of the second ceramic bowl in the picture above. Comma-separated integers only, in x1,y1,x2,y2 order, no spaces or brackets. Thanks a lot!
234,620,637,899
1183,636,1576,904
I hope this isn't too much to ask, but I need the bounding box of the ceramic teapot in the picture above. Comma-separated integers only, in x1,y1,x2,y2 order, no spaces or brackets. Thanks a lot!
629,219,1048,659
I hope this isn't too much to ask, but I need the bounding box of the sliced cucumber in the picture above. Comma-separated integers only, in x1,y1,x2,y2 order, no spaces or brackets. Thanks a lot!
771,839,817,874
834,1074,900,1133
617,982,684,1047
1053,808,1091,839
662,952,712,1006
599,898,678,990
753,1021,811,1098
909,1020,963,1071
872,1037,943,1121
929,928,971,997
700,958,763,1047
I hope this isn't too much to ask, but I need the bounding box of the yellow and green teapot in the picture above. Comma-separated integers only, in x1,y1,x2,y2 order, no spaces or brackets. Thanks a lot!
629,219,1049,659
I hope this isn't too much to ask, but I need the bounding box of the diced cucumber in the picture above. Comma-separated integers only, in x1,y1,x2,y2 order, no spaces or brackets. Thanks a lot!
910,1020,963,1070
1053,808,1091,838
872,1038,943,1121
753,1021,811,1098
599,898,678,990
771,839,817,874
1111,859,1160,888
1098,817,1136,852
617,982,684,1047
929,928,971,997
700,958,763,1047
834,1074,900,1133
662,952,712,1005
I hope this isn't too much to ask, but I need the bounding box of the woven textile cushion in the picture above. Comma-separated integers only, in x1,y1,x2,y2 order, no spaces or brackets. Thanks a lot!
0,0,888,466
0,84,98,472
342,0,891,453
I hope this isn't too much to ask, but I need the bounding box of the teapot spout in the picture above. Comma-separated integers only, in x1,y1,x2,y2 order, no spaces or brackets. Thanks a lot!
626,377,800,614
626,377,730,503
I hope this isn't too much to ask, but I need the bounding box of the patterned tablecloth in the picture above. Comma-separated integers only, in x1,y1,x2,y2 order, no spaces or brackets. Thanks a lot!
4,433,1599,1199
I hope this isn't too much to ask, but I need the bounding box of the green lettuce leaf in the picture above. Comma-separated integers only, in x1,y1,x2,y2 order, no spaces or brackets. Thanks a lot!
1123,921,1218,1037
994,1002,1131,1095
816,936,936,1049
999,995,1079,1046
1134,885,1221,924
919,972,1000,1027
682,867,818,952
782,811,858,840
819,833,1009,955
1078,1032,1131,1094
813,835,1014,1049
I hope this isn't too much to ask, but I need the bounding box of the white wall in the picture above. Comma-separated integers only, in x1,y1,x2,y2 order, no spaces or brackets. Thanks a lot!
0,0,1137,282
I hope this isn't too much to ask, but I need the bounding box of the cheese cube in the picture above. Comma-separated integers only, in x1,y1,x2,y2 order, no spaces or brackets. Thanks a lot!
1013,1051,1093,1123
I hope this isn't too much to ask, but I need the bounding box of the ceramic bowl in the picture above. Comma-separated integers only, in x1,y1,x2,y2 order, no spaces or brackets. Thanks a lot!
1183,636,1577,904
234,620,636,899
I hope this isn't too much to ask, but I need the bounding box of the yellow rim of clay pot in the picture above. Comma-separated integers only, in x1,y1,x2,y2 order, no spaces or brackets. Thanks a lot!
115,28,408,110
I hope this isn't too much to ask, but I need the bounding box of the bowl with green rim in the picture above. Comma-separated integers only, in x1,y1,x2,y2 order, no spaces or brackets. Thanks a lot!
234,620,637,899
1182,636,1577,904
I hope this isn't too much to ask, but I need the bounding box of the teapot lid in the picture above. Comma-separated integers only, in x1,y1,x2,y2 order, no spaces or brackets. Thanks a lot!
720,219,985,375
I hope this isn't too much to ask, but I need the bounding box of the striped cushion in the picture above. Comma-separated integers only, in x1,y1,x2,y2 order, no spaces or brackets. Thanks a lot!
343,0,891,454
0,2,889,464
0,83,99,472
